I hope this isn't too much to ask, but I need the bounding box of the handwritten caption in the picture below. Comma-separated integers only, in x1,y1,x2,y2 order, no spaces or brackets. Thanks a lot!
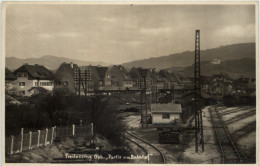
65,153,151,161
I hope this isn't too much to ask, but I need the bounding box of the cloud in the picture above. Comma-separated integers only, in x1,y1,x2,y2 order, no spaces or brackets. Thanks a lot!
217,24,255,38
99,17,118,23
139,27,172,35
57,32,81,37
37,33,53,39
37,32,81,39
77,49,88,53
5,4,256,64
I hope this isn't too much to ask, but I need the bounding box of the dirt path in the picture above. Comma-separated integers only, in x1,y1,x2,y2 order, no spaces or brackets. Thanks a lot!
182,106,222,164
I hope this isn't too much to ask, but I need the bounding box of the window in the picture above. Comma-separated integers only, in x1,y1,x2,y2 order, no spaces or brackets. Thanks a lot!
47,82,52,86
35,82,38,86
39,82,52,86
162,114,170,119
19,90,25,95
40,82,46,86
19,82,25,86
17,72,28,77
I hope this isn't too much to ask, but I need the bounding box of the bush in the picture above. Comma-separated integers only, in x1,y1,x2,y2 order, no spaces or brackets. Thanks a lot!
6,93,126,145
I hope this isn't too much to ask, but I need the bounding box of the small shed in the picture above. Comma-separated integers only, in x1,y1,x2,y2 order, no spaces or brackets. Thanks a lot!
151,104,182,125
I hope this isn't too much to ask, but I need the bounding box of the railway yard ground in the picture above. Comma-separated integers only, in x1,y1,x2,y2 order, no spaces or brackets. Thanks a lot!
7,104,256,164
123,105,256,164
216,105,256,163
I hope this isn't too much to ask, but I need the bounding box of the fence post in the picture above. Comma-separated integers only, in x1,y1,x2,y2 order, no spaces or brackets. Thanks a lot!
72,124,75,136
54,126,56,140
51,127,55,144
20,128,24,152
45,128,48,146
37,130,41,148
10,135,14,155
91,123,94,143
80,120,83,126
29,131,32,150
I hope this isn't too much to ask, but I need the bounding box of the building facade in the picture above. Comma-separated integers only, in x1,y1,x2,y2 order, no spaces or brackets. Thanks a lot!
13,64,54,96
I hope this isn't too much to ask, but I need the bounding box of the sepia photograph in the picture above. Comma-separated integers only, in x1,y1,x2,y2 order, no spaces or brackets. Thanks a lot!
2,1,258,164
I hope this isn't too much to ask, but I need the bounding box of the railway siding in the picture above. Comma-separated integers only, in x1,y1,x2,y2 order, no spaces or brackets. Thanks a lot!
210,106,242,163
125,132,165,164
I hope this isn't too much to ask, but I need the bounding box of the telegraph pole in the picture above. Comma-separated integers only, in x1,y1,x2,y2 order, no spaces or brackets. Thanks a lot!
85,69,87,98
140,78,144,129
194,30,204,152
144,77,148,128
78,69,81,96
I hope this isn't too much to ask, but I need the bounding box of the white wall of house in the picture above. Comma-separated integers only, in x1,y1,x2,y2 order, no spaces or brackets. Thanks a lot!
33,79,54,91
17,76,34,96
152,113,181,124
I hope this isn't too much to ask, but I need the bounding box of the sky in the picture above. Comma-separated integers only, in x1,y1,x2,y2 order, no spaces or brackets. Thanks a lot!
4,4,256,64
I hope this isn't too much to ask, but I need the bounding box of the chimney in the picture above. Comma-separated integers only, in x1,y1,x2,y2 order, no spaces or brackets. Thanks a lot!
70,62,74,69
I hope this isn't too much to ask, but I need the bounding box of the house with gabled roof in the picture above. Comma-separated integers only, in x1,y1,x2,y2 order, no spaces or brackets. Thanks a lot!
85,65,109,90
211,72,233,96
13,64,54,96
150,69,165,90
5,68,16,81
158,69,175,89
129,67,152,90
200,75,212,93
106,65,133,90
5,68,18,95
55,62,81,94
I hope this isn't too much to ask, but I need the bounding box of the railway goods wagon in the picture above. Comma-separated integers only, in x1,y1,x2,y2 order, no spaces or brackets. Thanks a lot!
159,131,180,144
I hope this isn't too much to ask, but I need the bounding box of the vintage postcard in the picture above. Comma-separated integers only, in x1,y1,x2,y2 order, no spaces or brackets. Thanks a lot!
1,1,259,165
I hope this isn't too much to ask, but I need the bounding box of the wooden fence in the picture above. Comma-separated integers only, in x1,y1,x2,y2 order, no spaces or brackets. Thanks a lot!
6,124,91,155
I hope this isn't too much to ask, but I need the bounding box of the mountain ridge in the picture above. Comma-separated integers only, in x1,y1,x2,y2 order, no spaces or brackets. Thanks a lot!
6,55,111,71
122,43,255,69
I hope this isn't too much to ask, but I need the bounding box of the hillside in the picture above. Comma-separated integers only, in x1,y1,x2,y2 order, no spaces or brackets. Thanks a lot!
122,43,255,69
181,58,256,78
5,55,110,70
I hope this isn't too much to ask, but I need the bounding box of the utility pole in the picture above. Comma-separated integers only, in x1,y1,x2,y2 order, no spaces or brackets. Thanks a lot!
144,77,148,129
140,78,144,129
85,69,87,98
155,85,158,103
194,30,204,152
78,69,81,96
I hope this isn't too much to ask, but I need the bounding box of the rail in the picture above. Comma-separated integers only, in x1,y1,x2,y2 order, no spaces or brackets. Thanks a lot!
210,106,242,163
125,131,165,163
123,134,148,163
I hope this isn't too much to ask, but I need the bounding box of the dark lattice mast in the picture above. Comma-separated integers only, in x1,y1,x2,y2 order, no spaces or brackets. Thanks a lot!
194,30,204,152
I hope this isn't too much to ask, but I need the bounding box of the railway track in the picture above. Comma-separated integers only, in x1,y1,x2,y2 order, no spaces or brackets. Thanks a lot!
220,107,254,116
210,106,242,163
124,132,165,164
123,133,148,163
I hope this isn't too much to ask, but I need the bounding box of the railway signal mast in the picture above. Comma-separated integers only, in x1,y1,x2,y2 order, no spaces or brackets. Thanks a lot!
194,30,204,153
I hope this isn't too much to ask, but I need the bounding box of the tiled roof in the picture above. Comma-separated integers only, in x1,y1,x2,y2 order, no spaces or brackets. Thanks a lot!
56,62,80,78
137,68,150,78
96,67,108,79
28,87,48,93
151,72,161,81
14,64,54,80
151,104,182,113
5,68,16,80
159,70,174,82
